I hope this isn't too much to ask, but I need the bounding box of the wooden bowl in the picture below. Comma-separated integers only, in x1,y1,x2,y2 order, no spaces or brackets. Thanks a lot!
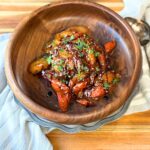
5,1,141,124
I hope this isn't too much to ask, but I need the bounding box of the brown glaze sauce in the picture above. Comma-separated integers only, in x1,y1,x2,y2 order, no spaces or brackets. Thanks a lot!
29,26,121,112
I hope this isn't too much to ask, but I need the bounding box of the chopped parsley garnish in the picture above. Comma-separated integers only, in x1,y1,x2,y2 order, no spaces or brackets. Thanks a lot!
79,77,83,81
76,38,90,50
83,66,89,72
113,77,120,84
84,66,88,70
52,63,56,67
63,38,70,44
88,49,94,54
78,74,83,81
70,35,75,41
61,79,66,83
95,66,100,72
59,59,65,65
96,39,99,43
94,51,100,57
76,39,86,50
77,73,82,80
46,74,51,79
58,66,63,71
79,53,84,57
63,35,75,44
46,55,52,64
85,34,89,38
51,41,56,47
59,49,64,52
77,68,81,74
103,82,110,89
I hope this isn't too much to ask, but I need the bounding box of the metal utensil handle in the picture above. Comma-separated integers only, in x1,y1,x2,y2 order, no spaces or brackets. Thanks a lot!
124,17,150,46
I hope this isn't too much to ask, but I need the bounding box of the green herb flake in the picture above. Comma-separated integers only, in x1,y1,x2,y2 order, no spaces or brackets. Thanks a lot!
103,82,110,89
70,35,75,41
88,49,94,54
51,41,56,47
77,72,85,81
77,69,81,74
96,66,100,72
46,74,51,79
79,77,83,81
96,39,99,43
63,38,70,44
58,66,63,71
77,73,81,78
52,63,56,67
85,34,89,38
83,66,89,72
77,73,82,81
46,55,52,64
59,59,65,65
94,51,100,57
113,78,120,84
76,39,85,50
59,49,64,52
79,53,84,57
61,79,66,83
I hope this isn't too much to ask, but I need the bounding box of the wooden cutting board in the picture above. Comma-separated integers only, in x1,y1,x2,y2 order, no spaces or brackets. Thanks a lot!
47,111,150,150
1,0,150,149
0,0,124,32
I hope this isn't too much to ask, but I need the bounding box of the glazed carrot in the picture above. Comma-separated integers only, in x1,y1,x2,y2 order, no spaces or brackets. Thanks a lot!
76,99,94,107
29,58,49,74
87,53,96,66
57,92,71,112
104,40,116,53
51,78,71,112
73,78,90,95
90,86,105,98
98,53,106,69
51,78,69,93
102,71,115,83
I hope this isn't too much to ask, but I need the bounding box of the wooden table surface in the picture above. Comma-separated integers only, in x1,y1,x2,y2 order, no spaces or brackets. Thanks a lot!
1,0,150,149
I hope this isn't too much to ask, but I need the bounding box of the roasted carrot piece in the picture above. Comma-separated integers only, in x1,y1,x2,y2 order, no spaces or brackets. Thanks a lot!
76,99,94,107
98,53,106,69
29,58,49,75
69,73,87,89
57,92,71,112
51,78,69,93
69,76,78,89
51,78,71,112
90,86,105,98
87,53,96,66
104,40,116,53
107,71,115,83
102,71,115,83
73,78,90,95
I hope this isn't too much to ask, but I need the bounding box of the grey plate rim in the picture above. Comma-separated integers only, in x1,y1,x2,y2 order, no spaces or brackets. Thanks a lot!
14,90,135,133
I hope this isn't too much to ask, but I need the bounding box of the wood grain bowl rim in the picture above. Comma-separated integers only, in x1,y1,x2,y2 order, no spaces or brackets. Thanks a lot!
5,0,142,124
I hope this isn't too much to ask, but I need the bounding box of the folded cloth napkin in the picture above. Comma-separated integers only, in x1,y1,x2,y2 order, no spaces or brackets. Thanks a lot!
120,0,150,114
0,34,54,150
0,0,150,149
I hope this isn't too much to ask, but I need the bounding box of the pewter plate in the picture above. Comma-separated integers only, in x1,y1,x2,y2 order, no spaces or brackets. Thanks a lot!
14,91,134,133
